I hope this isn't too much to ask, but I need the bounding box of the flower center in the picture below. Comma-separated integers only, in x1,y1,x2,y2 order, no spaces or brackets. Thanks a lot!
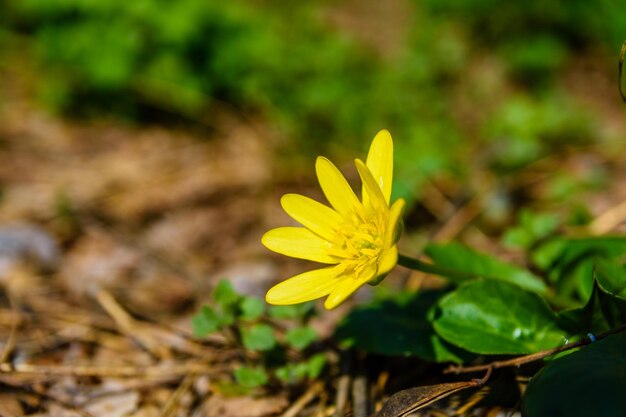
330,213,385,266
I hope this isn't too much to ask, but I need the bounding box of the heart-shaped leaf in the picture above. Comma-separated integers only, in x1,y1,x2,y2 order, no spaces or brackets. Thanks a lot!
433,279,566,354
336,290,471,363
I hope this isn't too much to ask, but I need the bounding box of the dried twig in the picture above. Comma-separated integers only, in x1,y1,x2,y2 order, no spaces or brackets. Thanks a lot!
95,289,170,359
589,198,626,235
334,351,353,417
95,289,210,358
0,361,220,378
432,192,484,242
161,373,196,417
280,381,325,417
352,372,369,417
0,293,19,364
445,324,626,375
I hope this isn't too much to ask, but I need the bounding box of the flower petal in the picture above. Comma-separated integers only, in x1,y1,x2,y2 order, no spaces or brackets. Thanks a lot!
281,194,343,241
266,266,341,305
315,156,361,220
323,265,376,309
377,245,398,277
355,159,387,212
262,227,338,264
385,198,405,246
365,129,393,204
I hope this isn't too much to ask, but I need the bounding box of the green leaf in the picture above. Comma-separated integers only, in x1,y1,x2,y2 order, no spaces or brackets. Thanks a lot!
335,290,471,363
596,260,626,299
551,238,626,270
214,279,240,308
234,366,268,388
546,238,626,303
285,326,317,350
306,353,326,379
275,353,326,384
531,238,567,271
425,242,548,294
241,323,277,352
522,331,626,417
433,279,566,354
275,363,308,384
503,210,558,250
191,306,221,337
559,265,626,336
268,303,314,320
239,296,265,321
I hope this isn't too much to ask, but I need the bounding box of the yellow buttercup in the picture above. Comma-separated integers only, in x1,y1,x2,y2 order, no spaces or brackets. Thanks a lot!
262,130,405,309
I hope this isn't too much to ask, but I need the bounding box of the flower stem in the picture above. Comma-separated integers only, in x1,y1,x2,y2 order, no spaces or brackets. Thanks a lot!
397,254,478,282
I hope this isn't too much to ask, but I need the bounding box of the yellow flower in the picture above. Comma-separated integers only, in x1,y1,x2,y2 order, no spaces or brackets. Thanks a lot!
262,130,405,309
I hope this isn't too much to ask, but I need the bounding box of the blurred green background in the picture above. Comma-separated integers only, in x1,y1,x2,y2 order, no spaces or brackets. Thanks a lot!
1,0,625,210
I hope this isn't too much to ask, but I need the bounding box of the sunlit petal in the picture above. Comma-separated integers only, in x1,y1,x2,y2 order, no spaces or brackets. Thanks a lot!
355,159,387,212
377,245,398,277
365,129,393,204
324,266,376,309
315,157,361,219
385,198,406,246
266,266,342,305
262,227,337,264
281,193,343,241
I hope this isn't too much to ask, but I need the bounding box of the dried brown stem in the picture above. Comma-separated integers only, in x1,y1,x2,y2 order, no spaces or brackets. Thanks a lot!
589,198,626,234
160,373,196,417
445,324,626,375
0,362,220,378
280,381,325,417
0,293,19,364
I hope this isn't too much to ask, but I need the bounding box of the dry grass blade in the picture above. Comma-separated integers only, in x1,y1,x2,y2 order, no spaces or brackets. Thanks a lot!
280,381,324,417
95,289,170,358
161,373,196,417
0,293,19,364
589,198,626,234
95,289,210,358
0,362,219,378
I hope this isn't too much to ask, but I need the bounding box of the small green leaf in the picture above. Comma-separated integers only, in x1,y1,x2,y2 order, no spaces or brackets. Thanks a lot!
191,306,221,337
268,303,313,320
285,326,317,350
240,296,265,321
531,238,567,271
425,242,548,294
433,279,566,354
234,366,268,388
522,331,626,417
274,365,292,383
275,354,326,384
503,210,559,250
241,323,276,351
214,279,240,308
306,353,326,379
275,363,308,384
